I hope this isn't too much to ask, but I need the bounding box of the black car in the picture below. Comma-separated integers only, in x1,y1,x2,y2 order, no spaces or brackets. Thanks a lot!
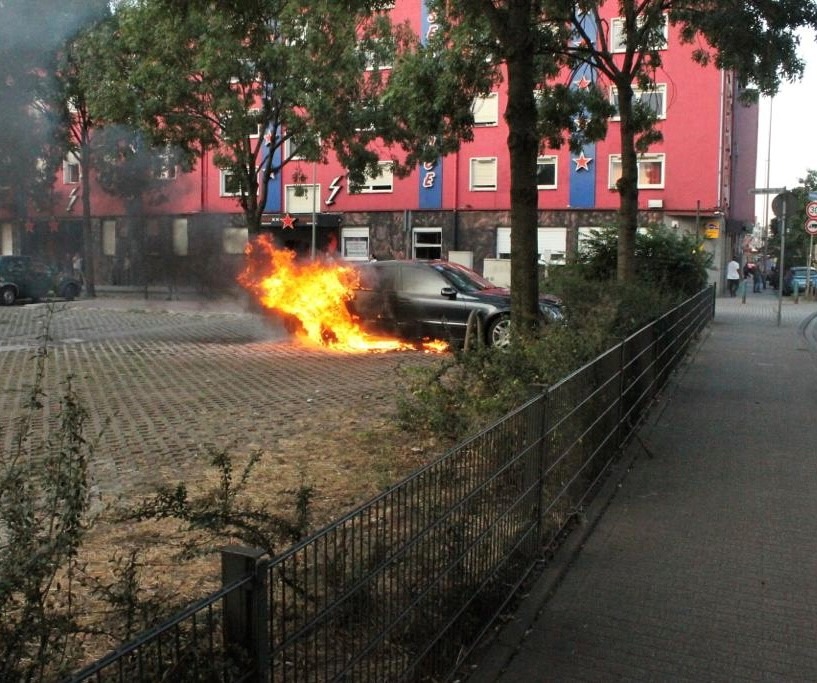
0,255,83,305
347,259,564,348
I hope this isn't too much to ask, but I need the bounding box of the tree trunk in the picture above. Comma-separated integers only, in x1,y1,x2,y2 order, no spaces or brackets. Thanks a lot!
616,81,639,282
506,3,540,337
79,135,96,297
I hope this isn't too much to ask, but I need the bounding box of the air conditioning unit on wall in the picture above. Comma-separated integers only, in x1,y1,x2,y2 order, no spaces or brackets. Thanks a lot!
647,199,663,208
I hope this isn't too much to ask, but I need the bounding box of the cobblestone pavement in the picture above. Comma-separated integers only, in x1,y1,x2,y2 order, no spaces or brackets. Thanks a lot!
0,295,441,499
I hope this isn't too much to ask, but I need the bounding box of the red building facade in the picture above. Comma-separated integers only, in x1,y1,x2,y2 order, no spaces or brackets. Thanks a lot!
0,1,758,291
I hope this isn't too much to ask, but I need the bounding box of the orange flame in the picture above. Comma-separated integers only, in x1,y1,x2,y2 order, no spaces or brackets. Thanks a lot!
238,236,448,353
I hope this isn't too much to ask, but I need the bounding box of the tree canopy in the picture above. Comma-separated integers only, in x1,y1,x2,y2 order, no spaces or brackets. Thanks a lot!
89,0,408,233
384,0,817,336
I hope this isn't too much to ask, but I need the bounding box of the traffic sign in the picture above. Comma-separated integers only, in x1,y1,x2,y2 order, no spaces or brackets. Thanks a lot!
772,191,799,218
806,218,817,235
807,201,817,219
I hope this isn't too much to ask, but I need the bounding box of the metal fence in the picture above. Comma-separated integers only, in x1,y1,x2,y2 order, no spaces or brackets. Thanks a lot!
68,286,715,683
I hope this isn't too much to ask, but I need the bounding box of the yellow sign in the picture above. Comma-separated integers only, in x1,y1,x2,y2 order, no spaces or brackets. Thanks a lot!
704,226,719,239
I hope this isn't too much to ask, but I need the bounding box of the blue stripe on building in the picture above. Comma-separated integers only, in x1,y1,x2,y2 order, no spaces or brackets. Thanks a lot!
418,1,443,210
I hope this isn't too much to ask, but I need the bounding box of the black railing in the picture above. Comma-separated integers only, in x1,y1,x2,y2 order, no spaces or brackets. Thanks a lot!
67,286,715,682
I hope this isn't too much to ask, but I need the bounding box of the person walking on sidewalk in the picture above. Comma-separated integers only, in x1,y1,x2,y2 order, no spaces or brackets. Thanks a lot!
726,257,740,297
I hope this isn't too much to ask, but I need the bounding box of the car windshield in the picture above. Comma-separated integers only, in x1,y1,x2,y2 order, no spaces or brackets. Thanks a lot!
430,262,498,293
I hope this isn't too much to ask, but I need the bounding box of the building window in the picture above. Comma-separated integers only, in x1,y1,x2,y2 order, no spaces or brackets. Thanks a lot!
155,146,177,180
610,84,667,119
341,227,370,261
496,226,567,263
609,153,665,189
172,218,188,256
610,14,667,52
472,93,499,126
223,227,248,254
349,162,393,193
470,157,497,191
63,153,80,184
412,227,442,260
220,169,243,196
537,227,567,264
537,156,557,189
2,222,13,255
285,183,319,213
102,220,117,257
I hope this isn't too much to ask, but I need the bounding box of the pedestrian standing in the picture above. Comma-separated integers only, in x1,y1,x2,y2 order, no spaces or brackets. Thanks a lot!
726,258,740,297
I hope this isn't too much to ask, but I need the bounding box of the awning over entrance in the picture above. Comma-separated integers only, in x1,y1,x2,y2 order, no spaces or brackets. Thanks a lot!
260,212,342,229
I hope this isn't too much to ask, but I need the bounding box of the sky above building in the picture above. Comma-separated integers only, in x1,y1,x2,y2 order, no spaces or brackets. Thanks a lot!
754,31,817,225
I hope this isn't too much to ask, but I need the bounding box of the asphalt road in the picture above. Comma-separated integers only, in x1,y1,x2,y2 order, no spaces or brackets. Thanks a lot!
0,294,440,500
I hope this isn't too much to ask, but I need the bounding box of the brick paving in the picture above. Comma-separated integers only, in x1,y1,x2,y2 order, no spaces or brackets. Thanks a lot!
0,294,440,498
470,287,817,682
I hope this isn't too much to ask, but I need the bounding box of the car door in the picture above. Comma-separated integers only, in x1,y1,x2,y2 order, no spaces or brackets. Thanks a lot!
393,264,469,342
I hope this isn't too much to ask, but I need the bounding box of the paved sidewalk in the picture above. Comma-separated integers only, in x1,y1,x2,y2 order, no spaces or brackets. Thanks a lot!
471,287,817,682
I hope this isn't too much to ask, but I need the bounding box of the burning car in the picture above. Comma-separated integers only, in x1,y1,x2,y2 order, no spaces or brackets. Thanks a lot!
347,260,564,348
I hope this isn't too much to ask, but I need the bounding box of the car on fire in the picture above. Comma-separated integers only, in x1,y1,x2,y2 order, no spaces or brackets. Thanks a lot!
346,259,564,348
0,255,83,306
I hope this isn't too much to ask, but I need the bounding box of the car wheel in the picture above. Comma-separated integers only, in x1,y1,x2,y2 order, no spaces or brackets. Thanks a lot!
62,283,79,301
1,286,16,306
487,314,511,348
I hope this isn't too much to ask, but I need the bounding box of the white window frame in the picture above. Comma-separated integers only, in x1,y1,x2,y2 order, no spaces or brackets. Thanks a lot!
220,169,242,197
155,146,177,180
362,39,393,71
472,93,499,126
470,157,498,191
349,162,393,194
63,153,80,184
610,84,667,120
536,155,558,189
341,227,370,261
412,227,442,260
496,226,567,263
608,153,666,189
285,183,319,213
610,14,668,53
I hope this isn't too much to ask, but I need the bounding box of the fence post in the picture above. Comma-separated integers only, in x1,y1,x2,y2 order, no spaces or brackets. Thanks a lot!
221,546,270,682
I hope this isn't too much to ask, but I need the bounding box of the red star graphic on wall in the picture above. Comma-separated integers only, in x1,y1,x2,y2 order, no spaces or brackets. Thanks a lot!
576,76,591,90
573,152,593,171
25,220,35,233
48,219,59,233
281,213,297,229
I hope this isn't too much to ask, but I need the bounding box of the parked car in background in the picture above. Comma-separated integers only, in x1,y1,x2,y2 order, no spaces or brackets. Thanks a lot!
347,259,564,348
0,255,83,305
785,266,817,295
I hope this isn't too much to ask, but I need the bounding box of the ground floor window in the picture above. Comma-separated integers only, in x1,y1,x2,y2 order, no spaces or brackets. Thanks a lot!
496,226,567,263
412,227,442,260
223,227,248,254
172,218,188,256
1,222,12,255
103,220,117,256
341,226,370,261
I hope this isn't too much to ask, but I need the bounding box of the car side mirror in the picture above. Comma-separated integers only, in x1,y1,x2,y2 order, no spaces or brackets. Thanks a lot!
440,286,457,299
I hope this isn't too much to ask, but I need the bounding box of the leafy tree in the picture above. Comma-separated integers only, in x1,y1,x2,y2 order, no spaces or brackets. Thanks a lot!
385,0,817,336
579,224,711,295
766,169,817,267
91,0,403,234
383,3,612,338
556,1,817,281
